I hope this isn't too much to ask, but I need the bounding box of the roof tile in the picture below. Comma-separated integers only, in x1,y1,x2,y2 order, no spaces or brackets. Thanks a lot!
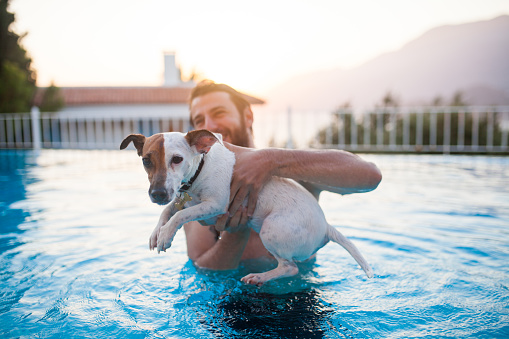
34,87,265,106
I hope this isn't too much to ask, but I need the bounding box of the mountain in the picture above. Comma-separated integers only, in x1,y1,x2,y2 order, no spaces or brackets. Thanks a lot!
264,15,509,111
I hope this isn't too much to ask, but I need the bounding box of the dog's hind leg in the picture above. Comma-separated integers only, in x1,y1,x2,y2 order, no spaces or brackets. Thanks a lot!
241,257,298,286
240,214,305,286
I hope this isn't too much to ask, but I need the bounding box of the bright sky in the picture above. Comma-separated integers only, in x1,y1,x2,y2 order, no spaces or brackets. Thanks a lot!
9,0,509,97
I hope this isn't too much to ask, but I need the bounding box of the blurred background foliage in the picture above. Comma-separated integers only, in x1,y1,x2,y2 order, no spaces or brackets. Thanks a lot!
0,0,37,113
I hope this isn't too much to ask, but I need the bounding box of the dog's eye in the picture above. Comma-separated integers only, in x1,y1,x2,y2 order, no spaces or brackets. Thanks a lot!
142,158,152,167
172,156,183,164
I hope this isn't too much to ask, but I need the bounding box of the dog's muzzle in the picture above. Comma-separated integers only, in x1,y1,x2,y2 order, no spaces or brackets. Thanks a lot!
149,188,170,205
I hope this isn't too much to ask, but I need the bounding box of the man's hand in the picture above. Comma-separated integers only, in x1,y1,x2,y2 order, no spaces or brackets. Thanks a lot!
221,146,275,230
196,206,250,232
214,207,249,232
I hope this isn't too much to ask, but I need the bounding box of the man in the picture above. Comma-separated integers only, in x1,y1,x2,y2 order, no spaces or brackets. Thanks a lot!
184,80,382,270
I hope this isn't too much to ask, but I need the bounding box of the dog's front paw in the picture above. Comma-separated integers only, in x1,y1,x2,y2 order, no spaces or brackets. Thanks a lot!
156,225,176,253
149,228,159,251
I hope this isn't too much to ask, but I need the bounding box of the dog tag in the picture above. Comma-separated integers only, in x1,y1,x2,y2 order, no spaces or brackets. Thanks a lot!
175,192,192,211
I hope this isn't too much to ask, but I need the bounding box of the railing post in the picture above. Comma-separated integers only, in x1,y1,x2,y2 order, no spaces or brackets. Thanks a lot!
338,110,345,149
377,109,383,149
350,109,357,150
363,111,370,150
458,109,465,151
430,108,437,151
472,110,479,151
487,108,494,151
403,108,410,151
416,108,423,151
14,113,22,147
286,106,294,149
502,110,508,150
31,106,42,152
23,113,31,148
389,107,397,151
444,108,451,154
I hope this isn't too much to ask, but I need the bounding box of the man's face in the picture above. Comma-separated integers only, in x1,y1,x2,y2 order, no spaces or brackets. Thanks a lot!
190,91,252,147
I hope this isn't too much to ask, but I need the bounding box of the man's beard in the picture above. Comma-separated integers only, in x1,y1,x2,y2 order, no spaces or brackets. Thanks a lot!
225,115,251,147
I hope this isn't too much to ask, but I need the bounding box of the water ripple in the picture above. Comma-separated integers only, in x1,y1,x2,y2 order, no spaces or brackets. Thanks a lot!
1,152,509,338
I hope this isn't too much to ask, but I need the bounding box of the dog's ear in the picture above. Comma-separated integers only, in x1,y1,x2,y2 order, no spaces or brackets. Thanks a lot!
185,129,220,154
212,132,224,145
120,134,146,156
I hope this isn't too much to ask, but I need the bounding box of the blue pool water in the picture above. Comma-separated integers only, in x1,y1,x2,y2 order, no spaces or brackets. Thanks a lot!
0,150,508,338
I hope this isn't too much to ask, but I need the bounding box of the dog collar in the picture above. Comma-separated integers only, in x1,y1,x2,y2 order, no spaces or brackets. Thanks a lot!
179,155,205,192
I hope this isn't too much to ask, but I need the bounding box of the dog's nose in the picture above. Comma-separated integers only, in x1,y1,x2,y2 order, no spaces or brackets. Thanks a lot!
150,188,168,203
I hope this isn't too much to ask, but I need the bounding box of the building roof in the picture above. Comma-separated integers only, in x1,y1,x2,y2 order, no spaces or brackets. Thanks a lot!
34,86,265,106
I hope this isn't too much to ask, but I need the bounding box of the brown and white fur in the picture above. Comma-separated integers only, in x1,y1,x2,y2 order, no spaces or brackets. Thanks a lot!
120,129,374,285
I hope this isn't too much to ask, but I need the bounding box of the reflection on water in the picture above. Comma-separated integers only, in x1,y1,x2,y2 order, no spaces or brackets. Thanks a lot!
179,260,357,339
203,289,345,338
0,152,40,316
0,151,39,235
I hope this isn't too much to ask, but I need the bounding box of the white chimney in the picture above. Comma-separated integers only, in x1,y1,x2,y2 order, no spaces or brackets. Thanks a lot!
163,52,181,87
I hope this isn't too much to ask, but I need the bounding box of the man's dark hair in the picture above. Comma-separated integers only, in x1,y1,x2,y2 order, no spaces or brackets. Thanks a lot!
188,80,251,127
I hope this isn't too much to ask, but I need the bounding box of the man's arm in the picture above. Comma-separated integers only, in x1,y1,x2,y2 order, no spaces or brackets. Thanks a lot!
185,145,381,269
225,144,382,217
184,220,251,270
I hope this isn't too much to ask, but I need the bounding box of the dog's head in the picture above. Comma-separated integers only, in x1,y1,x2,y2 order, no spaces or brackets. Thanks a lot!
120,130,221,205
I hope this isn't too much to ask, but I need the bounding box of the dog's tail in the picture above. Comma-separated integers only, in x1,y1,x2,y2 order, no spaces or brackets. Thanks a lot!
327,224,374,278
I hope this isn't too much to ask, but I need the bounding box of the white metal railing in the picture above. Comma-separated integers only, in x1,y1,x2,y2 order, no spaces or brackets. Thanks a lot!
0,107,190,150
293,106,509,154
1,106,509,154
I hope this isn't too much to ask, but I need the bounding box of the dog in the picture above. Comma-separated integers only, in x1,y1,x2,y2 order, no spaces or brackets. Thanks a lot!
120,129,373,285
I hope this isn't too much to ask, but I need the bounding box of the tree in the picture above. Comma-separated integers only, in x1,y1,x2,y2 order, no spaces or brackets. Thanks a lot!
0,0,37,113
431,95,444,106
314,102,358,146
380,91,399,108
450,91,468,107
39,82,64,112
